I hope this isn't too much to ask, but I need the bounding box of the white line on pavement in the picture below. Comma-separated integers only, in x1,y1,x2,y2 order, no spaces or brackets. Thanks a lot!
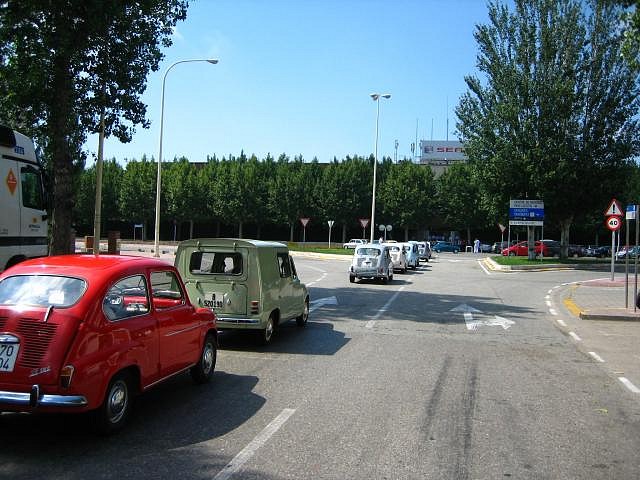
619,377,640,394
214,408,296,480
588,351,605,363
549,308,558,316
569,331,582,342
477,260,491,275
557,319,567,327
366,286,405,328
306,272,327,287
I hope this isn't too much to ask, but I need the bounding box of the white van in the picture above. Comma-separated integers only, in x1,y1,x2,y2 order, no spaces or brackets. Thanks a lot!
0,126,48,271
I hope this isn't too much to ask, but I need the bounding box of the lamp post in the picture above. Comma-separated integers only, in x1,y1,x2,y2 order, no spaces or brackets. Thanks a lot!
369,93,391,243
154,58,218,257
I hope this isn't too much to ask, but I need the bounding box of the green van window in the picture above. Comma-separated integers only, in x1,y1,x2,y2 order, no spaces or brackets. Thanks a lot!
189,251,243,275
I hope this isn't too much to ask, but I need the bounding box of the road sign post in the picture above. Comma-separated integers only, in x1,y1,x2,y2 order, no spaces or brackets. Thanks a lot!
300,217,310,244
327,220,334,249
605,204,623,281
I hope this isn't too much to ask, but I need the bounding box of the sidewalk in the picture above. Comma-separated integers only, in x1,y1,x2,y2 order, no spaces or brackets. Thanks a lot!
482,256,640,321
566,277,640,322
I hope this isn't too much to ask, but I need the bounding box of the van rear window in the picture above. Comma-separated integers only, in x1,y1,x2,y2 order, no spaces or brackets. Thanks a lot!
189,252,243,275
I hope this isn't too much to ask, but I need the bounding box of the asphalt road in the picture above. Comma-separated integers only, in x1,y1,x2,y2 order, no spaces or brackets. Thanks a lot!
2,252,640,479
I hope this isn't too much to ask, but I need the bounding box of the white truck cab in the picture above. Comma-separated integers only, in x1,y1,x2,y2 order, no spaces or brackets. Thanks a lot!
0,125,48,271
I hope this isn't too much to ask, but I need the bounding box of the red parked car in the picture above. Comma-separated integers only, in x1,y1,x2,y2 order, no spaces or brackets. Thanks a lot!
0,255,217,433
501,240,549,257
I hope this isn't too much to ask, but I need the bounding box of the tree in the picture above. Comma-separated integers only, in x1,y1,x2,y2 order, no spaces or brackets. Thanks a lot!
0,1,188,254
119,156,157,239
456,0,640,258
435,162,488,244
74,159,123,234
378,160,436,241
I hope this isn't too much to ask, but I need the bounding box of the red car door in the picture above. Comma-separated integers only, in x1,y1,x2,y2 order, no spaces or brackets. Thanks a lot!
150,270,201,377
102,273,160,386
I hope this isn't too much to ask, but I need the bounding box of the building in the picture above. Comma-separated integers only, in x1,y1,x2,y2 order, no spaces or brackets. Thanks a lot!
419,140,468,176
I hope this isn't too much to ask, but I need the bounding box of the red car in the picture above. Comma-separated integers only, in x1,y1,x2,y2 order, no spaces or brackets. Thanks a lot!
0,255,217,433
501,240,549,257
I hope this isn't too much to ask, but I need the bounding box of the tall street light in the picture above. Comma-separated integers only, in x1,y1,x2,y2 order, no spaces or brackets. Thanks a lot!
154,58,218,257
369,93,391,243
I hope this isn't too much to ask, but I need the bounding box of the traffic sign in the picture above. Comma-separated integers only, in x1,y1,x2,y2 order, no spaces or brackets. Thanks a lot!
300,217,310,227
606,215,622,231
605,198,623,216
626,204,637,220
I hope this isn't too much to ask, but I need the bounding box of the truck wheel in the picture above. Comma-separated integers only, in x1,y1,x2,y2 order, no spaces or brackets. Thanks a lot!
190,333,217,384
296,297,309,327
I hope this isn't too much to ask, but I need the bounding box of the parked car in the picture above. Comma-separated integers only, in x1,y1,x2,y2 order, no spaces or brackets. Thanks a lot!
349,244,393,284
384,243,408,272
568,244,585,257
617,245,640,259
416,241,432,262
502,240,548,257
175,239,309,345
479,242,493,253
402,242,420,269
492,241,517,253
540,239,561,258
0,255,218,433
343,239,366,249
584,245,611,258
432,241,460,253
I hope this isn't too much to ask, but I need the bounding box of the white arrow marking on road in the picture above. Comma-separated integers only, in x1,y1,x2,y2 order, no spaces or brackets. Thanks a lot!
450,305,514,330
450,304,482,313
309,295,338,313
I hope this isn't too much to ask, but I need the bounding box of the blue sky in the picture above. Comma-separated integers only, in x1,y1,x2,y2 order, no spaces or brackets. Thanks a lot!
85,0,490,165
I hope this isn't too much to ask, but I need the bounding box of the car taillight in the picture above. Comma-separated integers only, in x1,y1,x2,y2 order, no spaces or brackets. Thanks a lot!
60,365,74,388
250,301,259,314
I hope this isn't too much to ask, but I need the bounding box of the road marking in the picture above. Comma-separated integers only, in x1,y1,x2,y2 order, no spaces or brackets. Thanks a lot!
557,319,567,327
563,298,583,317
545,300,552,308
213,408,296,480
549,308,558,316
306,272,327,286
569,331,581,342
309,296,338,313
366,286,405,328
588,351,605,363
477,259,491,275
619,377,640,394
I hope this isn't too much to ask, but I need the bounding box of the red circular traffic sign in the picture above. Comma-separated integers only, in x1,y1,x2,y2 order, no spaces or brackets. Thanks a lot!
606,215,622,231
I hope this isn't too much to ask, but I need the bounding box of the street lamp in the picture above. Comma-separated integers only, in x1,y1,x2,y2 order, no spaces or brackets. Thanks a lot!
154,58,218,257
369,93,391,243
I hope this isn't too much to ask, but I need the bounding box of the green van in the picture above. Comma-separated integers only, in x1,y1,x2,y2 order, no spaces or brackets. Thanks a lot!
175,239,309,344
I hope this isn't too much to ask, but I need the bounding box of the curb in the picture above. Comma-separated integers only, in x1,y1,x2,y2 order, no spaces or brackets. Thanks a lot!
580,308,640,322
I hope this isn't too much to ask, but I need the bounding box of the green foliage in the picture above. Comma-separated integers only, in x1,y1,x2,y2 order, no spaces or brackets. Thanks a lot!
0,1,188,253
456,0,640,236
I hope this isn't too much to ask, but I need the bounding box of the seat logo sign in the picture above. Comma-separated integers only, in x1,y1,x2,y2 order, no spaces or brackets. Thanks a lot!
5,168,17,195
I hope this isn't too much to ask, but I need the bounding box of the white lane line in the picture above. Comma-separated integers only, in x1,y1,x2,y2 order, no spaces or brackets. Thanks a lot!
549,308,558,316
366,286,405,328
588,351,605,363
569,331,582,342
306,272,327,287
214,408,296,480
545,300,552,308
477,260,491,275
557,319,567,327
619,377,640,394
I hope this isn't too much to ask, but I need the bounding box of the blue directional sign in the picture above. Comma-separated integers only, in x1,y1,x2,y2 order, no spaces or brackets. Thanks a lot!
509,199,544,226
626,204,636,220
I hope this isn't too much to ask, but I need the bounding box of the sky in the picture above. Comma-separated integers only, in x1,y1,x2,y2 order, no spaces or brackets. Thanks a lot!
84,0,491,166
